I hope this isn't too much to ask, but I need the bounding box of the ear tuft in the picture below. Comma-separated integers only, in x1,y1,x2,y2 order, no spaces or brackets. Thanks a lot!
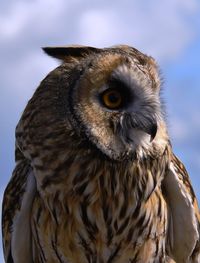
42,45,101,62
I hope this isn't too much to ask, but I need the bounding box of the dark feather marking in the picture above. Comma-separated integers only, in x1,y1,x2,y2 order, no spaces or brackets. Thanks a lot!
155,238,159,257
145,172,157,201
75,181,88,195
7,250,14,263
126,226,134,242
146,221,153,239
119,187,129,219
51,240,63,263
54,156,75,173
135,213,146,229
116,216,130,235
138,213,151,237
107,225,114,245
131,201,141,219
157,193,162,219
103,203,109,222
41,157,74,189
131,173,136,188
78,233,94,263
34,164,46,171
114,220,118,231
36,204,42,224
52,207,59,225
99,174,105,190
73,171,87,185
33,221,46,262
129,250,139,262
110,166,117,195
80,201,98,241
107,243,121,263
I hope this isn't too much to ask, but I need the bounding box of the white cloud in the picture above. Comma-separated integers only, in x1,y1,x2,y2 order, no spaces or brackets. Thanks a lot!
0,0,67,39
78,10,119,47
76,0,199,61
0,0,199,61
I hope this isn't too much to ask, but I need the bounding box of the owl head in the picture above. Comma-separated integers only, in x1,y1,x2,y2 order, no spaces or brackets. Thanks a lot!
17,45,168,162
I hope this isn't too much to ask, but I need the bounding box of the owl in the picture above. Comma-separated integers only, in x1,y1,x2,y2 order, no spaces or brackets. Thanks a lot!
2,45,200,263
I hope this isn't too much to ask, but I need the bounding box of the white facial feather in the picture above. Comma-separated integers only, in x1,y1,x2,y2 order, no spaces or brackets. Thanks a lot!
112,63,160,114
111,63,162,156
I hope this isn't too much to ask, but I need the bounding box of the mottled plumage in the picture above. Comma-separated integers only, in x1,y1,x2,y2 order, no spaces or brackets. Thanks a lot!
2,45,200,262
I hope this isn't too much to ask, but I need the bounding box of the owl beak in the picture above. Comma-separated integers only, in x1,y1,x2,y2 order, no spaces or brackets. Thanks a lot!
144,122,157,142
119,114,158,143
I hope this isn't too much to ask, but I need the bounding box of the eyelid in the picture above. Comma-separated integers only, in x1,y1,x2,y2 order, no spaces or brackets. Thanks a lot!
98,84,110,94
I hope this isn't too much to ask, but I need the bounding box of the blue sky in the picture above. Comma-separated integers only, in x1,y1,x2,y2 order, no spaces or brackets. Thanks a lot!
0,0,200,261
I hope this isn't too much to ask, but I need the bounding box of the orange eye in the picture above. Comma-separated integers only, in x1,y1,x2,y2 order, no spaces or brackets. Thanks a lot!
102,89,122,109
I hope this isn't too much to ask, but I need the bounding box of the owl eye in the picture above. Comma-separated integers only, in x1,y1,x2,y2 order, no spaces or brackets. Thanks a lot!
101,89,123,109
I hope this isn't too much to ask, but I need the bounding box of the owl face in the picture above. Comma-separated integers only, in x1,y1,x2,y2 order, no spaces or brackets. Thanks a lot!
43,46,163,161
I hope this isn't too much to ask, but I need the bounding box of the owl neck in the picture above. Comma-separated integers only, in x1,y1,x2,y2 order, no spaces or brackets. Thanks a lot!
35,143,170,211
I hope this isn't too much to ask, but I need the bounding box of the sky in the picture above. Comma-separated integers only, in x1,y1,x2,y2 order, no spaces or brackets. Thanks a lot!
0,0,200,261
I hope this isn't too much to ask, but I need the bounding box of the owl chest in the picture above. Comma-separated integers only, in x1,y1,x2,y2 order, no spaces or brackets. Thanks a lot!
32,178,169,263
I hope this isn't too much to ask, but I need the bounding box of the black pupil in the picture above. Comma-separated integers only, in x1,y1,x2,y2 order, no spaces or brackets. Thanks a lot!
108,92,120,103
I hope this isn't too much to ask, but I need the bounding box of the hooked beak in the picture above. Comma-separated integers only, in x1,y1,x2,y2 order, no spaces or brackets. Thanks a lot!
117,113,158,143
143,122,157,142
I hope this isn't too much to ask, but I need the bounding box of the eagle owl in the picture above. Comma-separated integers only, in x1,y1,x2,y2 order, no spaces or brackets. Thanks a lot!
2,45,200,263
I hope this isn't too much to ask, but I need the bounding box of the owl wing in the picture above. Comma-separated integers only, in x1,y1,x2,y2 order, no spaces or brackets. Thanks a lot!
162,153,200,262
2,150,36,263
